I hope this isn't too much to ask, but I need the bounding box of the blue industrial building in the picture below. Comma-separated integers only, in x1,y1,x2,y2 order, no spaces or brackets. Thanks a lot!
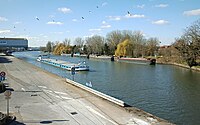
0,38,28,50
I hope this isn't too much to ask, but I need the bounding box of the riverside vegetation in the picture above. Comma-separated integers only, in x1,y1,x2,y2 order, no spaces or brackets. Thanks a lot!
41,19,200,68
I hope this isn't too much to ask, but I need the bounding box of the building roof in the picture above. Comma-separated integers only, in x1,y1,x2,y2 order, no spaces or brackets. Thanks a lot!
0,38,27,40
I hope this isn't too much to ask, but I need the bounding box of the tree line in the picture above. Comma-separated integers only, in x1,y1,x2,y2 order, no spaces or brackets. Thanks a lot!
43,30,160,58
42,19,200,68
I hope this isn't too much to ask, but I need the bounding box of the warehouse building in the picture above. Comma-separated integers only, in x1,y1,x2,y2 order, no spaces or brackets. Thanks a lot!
0,38,28,50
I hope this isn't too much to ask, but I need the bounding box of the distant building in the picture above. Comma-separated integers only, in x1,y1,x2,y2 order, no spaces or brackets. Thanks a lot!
0,38,28,50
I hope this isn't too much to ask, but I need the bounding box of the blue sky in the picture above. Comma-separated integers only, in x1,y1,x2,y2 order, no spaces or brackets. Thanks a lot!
0,0,200,47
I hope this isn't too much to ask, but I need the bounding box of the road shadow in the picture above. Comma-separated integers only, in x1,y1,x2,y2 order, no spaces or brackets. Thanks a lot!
21,119,69,124
9,121,26,125
0,115,18,125
0,56,12,63
40,120,69,124
0,84,6,93
8,118,68,125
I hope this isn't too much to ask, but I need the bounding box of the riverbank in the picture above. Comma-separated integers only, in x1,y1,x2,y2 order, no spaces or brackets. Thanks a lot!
156,61,200,72
0,55,172,125
84,54,200,72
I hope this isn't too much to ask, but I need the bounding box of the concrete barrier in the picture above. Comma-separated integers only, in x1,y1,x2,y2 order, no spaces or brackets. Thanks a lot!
66,78,125,107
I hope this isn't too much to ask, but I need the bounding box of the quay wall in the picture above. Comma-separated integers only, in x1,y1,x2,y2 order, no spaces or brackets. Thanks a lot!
65,78,125,107
86,55,200,72
157,62,200,72
65,78,173,124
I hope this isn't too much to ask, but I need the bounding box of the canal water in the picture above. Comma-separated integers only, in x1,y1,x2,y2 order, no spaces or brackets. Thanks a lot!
13,51,200,125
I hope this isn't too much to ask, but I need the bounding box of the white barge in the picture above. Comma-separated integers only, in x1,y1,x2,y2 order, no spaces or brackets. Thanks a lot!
37,56,89,71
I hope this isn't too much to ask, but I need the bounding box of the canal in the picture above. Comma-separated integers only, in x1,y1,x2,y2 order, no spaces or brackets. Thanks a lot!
13,51,200,125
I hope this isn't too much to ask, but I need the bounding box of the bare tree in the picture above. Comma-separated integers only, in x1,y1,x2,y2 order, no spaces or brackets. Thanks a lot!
74,37,84,53
85,35,105,55
63,38,71,46
146,37,160,56
130,31,145,57
74,37,84,47
46,41,52,53
174,19,200,67
106,30,123,55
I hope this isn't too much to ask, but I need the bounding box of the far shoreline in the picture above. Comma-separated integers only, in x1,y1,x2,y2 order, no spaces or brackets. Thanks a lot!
24,51,200,72
70,54,200,72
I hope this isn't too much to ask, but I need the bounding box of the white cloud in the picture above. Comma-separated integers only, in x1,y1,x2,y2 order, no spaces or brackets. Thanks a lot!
102,21,106,24
87,28,102,36
125,14,145,18
52,32,63,34
101,25,111,28
183,9,200,16
137,4,145,9
152,20,169,25
102,2,108,6
107,13,145,21
14,35,38,40
83,34,95,38
89,28,102,32
27,36,38,40
47,21,63,25
0,30,11,34
155,4,168,8
58,7,71,13
72,19,78,22
0,17,8,22
39,34,48,38
107,16,121,21
101,21,111,29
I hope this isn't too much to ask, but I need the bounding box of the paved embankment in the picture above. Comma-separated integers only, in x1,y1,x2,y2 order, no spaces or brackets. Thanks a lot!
0,55,173,125
157,61,200,72
87,56,200,72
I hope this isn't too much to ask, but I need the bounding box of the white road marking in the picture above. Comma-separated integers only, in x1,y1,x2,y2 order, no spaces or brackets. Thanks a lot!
128,118,150,125
86,106,118,125
44,90,72,100
21,88,26,91
60,96,72,100
54,91,68,95
43,89,52,93
44,90,62,99
38,86,47,89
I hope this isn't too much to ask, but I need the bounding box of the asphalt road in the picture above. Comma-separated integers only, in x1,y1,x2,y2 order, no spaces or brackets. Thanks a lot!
0,55,172,125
